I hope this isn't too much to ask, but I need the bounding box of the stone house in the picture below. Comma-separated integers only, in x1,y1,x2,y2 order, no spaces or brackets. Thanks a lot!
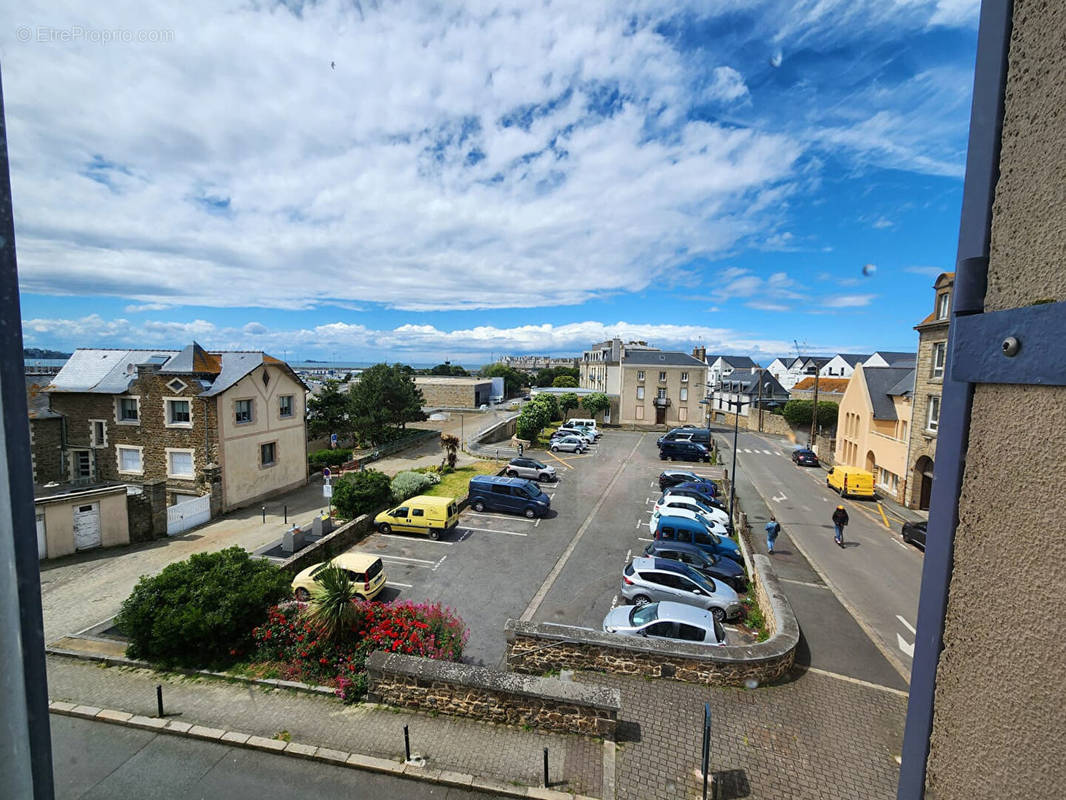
904,271,954,509
46,343,308,525
414,376,494,409
833,363,915,503
27,375,64,486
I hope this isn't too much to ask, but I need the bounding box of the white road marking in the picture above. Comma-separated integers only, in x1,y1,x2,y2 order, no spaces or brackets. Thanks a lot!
610,595,620,609
635,519,642,529
637,537,653,542
465,512,536,523
535,518,540,527
771,492,788,503
376,533,455,547
432,555,447,571
386,582,413,588
742,448,753,453
780,578,830,590
897,632,915,658
457,526,528,537
762,449,773,455
377,555,437,565
896,615,916,635
801,505,811,512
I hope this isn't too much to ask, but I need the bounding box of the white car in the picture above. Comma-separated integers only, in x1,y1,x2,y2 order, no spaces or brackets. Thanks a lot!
648,506,729,536
654,494,729,526
550,435,587,453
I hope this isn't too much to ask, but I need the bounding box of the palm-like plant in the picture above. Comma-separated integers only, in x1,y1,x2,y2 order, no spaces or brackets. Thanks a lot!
305,564,360,641
440,433,460,468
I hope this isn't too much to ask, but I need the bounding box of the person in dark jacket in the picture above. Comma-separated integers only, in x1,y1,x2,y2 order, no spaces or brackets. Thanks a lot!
832,505,849,547
765,515,781,554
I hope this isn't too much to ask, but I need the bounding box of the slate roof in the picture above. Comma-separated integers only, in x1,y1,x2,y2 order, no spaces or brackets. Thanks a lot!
862,367,915,420
622,350,707,367
708,355,757,369
835,354,871,367
719,368,787,396
870,351,917,367
47,343,306,396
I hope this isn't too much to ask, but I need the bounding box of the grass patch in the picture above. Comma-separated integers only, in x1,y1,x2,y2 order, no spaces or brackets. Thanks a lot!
422,462,500,499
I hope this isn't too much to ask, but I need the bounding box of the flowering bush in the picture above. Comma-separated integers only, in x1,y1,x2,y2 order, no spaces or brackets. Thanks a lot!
251,600,467,702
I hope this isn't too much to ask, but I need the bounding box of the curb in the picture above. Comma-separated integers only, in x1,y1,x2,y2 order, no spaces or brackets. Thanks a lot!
49,700,596,800
45,647,336,698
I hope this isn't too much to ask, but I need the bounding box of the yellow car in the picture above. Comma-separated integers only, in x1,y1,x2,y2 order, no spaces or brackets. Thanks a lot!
290,553,386,602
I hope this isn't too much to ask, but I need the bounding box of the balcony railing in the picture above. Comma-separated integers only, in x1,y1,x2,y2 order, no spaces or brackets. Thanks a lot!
653,397,671,407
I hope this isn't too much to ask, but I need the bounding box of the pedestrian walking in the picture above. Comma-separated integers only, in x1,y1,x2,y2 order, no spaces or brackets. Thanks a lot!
765,515,781,554
832,505,849,547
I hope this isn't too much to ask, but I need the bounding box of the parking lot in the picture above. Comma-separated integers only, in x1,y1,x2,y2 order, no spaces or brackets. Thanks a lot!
342,429,749,667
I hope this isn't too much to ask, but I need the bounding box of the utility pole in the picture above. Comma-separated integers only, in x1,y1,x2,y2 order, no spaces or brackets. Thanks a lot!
724,395,750,527
810,365,820,451
756,368,764,432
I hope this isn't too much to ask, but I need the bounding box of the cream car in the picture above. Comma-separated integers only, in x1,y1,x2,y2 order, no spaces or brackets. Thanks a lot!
290,553,386,602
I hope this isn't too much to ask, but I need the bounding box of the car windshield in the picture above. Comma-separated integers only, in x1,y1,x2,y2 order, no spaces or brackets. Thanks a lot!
695,512,720,529
676,563,715,591
630,604,658,626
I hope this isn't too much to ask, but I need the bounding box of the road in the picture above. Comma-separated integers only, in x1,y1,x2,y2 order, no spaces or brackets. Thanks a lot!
51,714,506,800
716,427,922,686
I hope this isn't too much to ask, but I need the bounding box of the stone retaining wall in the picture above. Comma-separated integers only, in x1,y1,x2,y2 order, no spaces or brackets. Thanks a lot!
277,514,376,575
366,651,620,739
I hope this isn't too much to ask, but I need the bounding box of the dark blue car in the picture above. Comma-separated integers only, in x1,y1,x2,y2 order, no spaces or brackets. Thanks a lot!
643,540,747,592
665,481,723,509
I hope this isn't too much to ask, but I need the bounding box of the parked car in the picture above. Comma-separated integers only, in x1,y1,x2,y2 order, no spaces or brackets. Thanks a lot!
550,435,587,453
826,466,876,498
659,470,716,492
291,553,386,602
652,515,743,564
643,540,747,592
567,418,599,435
619,557,742,621
664,481,723,509
602,600,726,646
374,496,460,539
506,457,557,482
902,519,927,548
551,427,593,444
791,448,820,467
468,475,550,518
648,506,729,537
569,424,601,440
659,440,711,463
656,427,712,447
653,494,730,527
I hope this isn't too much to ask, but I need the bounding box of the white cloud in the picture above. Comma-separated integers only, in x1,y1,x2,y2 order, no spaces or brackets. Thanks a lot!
746,301,790,312
703,67,750,102
905,265,947,277
822,294,876,308
714,268,806,303
872,218,893,229
124,303,170,312
928,0,981,28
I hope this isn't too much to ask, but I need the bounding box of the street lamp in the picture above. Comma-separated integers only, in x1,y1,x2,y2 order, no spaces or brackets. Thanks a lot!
756,376,773,432
723,391,751,527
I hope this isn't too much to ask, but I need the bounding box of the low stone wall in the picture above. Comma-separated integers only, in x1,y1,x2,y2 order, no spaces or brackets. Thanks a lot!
366,651,621,739
505,549,798,687
715,410,797,439
276,513,376,575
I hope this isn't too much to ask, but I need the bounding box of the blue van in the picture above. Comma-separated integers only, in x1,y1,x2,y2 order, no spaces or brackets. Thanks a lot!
468,475,551,519
652,515,742,563
659,440,711,463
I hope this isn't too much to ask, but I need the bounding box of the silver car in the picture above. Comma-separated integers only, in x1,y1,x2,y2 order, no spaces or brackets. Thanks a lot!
507,457,557,482
550,435,587,453
619,557,741,622
602,600,726,646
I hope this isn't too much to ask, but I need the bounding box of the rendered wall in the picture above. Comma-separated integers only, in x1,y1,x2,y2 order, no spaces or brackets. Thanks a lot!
37,487,130,559
925,2,1066,796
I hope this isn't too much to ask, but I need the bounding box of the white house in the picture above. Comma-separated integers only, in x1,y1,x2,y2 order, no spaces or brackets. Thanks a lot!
865,351,916,368
819,354,870,379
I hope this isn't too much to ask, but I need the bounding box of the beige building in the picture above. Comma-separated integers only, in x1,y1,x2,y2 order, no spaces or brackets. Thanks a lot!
904,272,953,509
414,376,494,409
833,363,914,503
34,484,130,559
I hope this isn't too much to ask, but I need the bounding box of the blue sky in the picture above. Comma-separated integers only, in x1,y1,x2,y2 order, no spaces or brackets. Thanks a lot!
5,0,978,365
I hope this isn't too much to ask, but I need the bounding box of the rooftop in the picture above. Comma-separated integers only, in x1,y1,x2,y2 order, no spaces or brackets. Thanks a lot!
622,350,707,367
861,366,916,420
793,377,850,393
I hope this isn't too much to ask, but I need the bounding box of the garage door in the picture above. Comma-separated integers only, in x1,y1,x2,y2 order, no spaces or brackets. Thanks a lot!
73,503,102,550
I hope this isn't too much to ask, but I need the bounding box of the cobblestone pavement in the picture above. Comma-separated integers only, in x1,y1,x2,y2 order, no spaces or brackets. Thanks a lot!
587,668,906,800
46,656,601,797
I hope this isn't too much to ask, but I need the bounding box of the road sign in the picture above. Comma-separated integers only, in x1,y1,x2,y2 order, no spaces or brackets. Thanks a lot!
323,484,333,498
322,467,331,479
330,433,338,447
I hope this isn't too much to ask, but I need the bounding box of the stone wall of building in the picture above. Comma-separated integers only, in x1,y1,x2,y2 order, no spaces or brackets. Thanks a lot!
30,417,64,484
715,410,798,440
366,651,621,739
415,379,492,409
907,319,948,508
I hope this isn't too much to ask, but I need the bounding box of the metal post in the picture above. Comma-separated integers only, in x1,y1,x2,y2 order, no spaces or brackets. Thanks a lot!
543,747,549,787
284,505,287,524
156,685,164,718
757,369,764,432
728,400,740,525
810,369,820,450
261,505,266,523
403,724,411,762
702,703,712,800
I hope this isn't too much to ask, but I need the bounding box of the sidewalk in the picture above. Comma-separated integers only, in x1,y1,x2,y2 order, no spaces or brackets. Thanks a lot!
46,655,603,797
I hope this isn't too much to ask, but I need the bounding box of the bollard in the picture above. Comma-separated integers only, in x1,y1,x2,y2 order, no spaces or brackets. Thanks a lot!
156,685,164,718
404,725,411,762
543,747,549,787
261,505,266,523
284,504,288,524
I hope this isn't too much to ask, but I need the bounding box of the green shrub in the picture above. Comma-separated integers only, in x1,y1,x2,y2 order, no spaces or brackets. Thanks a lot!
115,547,290,668
308,448,353,472
391,470,437,502
332,469,393,518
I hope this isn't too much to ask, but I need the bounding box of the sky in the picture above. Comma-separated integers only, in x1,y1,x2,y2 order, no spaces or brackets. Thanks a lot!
4,0,980,366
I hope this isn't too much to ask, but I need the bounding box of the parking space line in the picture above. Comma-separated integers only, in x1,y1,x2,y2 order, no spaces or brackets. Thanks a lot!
377,554,437,565
636,537,653,542
456,526,528,537
544,450,573,469
432,555,447,571
375,533,456,547
464,512,537,523
386,581,413,588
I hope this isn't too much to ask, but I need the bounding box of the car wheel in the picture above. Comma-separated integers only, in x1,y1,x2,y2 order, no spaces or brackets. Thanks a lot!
710,607,726,623
539,473,551,481
473,500,485,512
378,523,391,534
551,446,559,452
429,529,440,540
507,470,518,477
632,594,651,607
294,587,310,602
525,507,536,519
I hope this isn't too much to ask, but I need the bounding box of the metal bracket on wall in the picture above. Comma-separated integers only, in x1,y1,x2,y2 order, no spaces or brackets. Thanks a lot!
951,299,1066,386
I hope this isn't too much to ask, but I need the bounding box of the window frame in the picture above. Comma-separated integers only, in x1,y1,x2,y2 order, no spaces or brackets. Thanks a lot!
927,395,941,432
935,292,950,320
164,397,193,428
234,398,254,425
636,386,645,400
279,394,295,419
165,447,197,479
260,441,277,468
89,419,107,449
115,395,140,425
115,444,144,475
931,341,946,379
659,371,667,382
636,370,645,381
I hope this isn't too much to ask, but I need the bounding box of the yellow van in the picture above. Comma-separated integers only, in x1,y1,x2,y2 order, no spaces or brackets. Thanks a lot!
374,495,460,539
826,466,876,498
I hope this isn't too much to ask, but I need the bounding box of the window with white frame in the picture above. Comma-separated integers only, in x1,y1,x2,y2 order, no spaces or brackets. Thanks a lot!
90,419,107,448
279,395,294,418
636,386,645,400
167,449,196,478
116,396,140,423
678,407,688,422
658,371,667,381
116,445,143,474
657,387,667,400
931,342,946,379
927,395,940,432
681,372,689,382
235,399,253,424
680,387,688,402
935,292,950,320
260,441,277,467
166,398,192,426
637,370,645,381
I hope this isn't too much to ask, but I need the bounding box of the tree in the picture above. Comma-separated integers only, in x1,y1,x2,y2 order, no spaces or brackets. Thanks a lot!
307,379,351,440
348,363,426,444
535,366,579,387
331,469,393,519
781,400,840,430
515,401,551,440
440,433,460,468
552,375,578,388
580,392,610,420
429,362,469,376
530,392,559,421
558,392,579,418
481,362,526,396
